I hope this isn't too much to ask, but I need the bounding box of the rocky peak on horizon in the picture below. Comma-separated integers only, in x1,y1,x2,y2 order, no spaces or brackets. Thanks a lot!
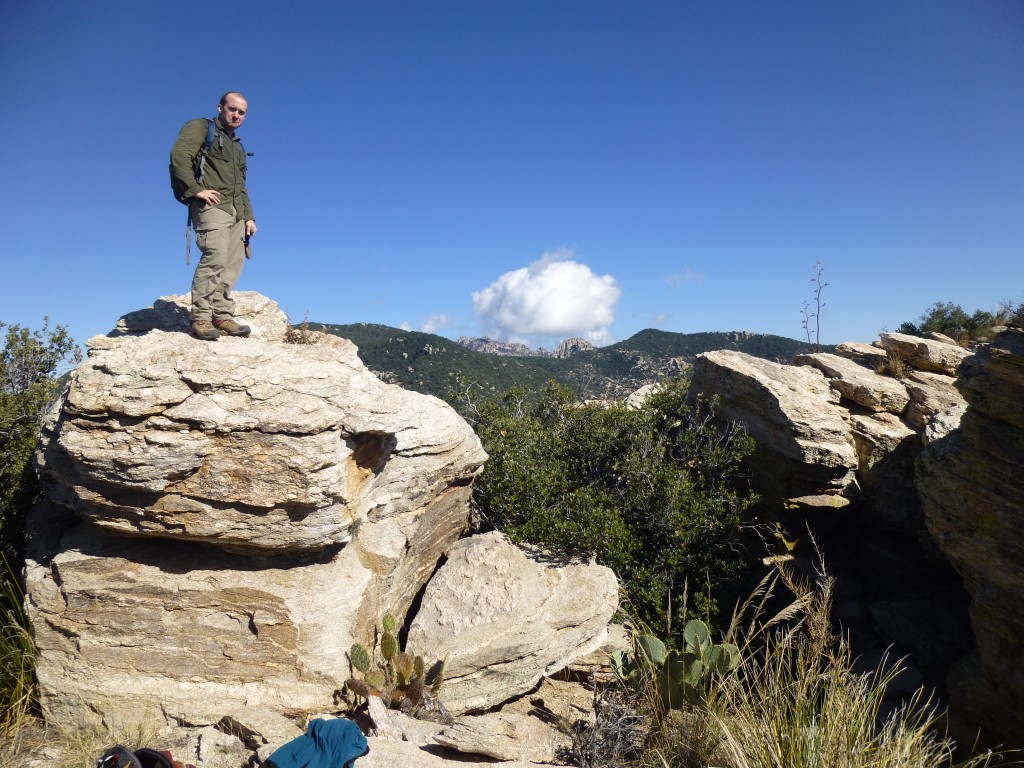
553,337,595,358
456,336,540,356
455,335,595,358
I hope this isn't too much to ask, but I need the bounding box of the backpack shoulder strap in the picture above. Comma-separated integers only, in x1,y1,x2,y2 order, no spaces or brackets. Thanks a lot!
193,117,218,183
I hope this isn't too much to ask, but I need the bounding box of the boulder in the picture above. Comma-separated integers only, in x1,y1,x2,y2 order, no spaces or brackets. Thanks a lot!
902,369,967,431
877,332,971,375
847,413,921,533
834,340,888,369
217,706,304,750
35,298,485,556
435,712,571,763
924,331,959,346
794,352,910,414
625,382,660,409
364,696,445,746
849,412,917,472
110,292,289,341
408,532,618,716
689,350,858,500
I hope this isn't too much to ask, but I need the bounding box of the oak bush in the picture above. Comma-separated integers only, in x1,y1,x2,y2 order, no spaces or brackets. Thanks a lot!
456,376,758,643
0,320,80,568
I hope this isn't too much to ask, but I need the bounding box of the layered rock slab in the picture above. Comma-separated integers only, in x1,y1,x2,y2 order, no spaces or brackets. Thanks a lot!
878,332,971,375
688,350,858,501
793,352,910,414
26,511,367,723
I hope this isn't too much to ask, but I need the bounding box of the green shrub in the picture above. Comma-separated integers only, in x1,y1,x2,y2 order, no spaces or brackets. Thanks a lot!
459,376,758,644
1,320,80,568
896,299,1023,344
0,319,78,748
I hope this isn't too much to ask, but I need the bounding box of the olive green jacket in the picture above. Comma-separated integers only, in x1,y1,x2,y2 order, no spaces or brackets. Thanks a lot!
169,116,254,223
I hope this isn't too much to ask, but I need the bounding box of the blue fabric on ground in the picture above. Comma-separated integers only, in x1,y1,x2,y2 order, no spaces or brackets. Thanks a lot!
266,718,368,768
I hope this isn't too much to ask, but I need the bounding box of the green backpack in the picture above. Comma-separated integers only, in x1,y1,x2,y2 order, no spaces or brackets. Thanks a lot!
178,118,218,265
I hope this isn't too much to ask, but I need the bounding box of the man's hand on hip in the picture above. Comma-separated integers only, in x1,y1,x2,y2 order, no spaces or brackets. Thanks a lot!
194,189,221,206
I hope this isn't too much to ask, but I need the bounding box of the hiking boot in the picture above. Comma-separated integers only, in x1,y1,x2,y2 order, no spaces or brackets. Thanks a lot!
191,319,220,341
213,318,252,337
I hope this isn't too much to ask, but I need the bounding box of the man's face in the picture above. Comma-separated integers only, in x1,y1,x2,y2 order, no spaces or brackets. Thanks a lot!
218,94,248,132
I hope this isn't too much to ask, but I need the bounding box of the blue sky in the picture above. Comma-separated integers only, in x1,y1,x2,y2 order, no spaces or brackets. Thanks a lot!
2,1,1022,350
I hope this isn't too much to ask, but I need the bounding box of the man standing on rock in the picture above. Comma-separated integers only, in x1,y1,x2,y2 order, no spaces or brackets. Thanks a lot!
170,92,257,341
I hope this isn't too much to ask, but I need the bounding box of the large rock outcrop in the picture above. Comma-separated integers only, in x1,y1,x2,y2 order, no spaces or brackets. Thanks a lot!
917,329,1024,747
689,339,970,520
688,334,983,735
27,293,488,724
36,321,481,556
24,293,622,768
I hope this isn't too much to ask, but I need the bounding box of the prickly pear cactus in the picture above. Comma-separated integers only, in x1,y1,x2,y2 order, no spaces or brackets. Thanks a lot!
350,643,372,674
380,630,399,662
340,611,447,716
394,651,414,685
413,654,425,682
613,621,741,716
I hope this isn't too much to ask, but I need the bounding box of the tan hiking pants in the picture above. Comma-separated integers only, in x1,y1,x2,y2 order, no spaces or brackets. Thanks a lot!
190,203,245,321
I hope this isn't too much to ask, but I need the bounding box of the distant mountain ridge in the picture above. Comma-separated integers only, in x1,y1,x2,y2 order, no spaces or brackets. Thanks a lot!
314,322,826,402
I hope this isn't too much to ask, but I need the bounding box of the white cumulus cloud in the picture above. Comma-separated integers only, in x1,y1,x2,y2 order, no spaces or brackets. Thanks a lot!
420,314,449,334
399,315,450,334
472,249,621,343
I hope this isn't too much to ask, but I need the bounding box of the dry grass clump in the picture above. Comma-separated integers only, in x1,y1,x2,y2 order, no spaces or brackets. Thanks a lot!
2,708,164,768
284,310,316,345
1,557,35,746
876,350,909,379
618,555,1010,768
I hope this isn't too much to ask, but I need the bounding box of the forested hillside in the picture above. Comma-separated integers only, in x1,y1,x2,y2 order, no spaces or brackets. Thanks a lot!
315,322,820,401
